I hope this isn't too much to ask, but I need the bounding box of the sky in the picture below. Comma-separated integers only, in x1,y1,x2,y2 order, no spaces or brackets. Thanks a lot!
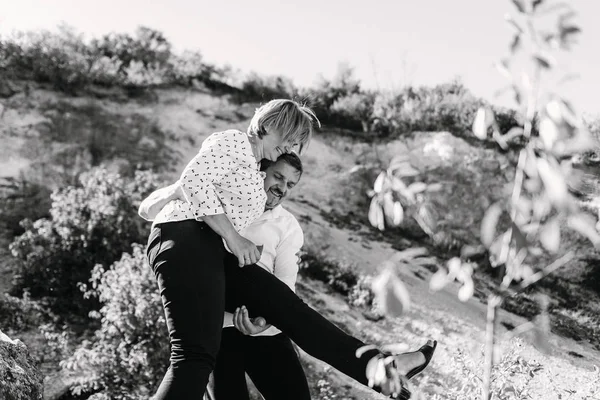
1,0,598,114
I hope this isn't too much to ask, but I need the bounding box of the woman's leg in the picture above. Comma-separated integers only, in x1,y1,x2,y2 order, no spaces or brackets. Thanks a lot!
148,220,226,400
223,255,378,388
212,328,251,400
245,334,311,400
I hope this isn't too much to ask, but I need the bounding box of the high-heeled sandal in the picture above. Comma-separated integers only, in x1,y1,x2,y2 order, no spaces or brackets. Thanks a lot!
405,339,437,380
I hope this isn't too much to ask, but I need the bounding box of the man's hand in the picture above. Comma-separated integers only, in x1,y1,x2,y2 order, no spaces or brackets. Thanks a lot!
233,305,271,335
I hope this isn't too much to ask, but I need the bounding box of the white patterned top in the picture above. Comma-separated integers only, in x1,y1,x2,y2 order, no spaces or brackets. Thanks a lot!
153,129,267,232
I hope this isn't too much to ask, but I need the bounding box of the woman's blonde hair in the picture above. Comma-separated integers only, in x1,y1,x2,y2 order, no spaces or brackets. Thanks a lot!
248,99,320,154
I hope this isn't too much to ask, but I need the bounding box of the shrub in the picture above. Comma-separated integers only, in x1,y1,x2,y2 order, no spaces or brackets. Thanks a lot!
330,92,376,132
63,244,168,399
301,63,361,127
0,292,51,333
0,25,93,92
298,251,358,296
237,72,297,103
8,168,159,319
0,177,52,237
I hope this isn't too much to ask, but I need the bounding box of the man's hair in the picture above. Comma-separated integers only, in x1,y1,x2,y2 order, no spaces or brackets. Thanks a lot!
248,99,320,155
260,152,303,176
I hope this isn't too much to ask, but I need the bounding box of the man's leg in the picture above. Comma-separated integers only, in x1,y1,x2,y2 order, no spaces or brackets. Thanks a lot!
212,328,251,400
245,334,311,400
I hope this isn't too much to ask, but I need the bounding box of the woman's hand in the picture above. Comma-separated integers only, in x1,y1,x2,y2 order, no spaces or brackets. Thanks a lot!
224,233,262,267
233,306,272,335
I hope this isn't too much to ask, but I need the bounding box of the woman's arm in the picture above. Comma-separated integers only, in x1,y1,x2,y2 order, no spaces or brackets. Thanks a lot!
177,131,262,265
138,182,182,221
202,214,262,266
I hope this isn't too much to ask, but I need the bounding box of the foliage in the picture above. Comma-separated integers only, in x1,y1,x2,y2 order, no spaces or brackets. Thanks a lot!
0,177,51,237
0,292,51,333
433,339,543,400
237,72,297,103
8,168,159,318
0,25,226,93
366,0,596,397
63,244,168,399
330,91,376,132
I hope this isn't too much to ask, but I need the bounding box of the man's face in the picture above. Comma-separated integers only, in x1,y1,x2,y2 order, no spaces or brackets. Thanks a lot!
263,161,301,210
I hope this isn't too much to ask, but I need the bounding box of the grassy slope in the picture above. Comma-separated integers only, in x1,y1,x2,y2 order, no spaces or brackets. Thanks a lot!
1,84,599,399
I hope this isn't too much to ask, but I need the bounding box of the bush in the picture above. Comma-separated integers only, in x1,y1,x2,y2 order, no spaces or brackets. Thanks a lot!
237,72,297,103
63,244,168,399
330,92,376,132
0,25,227,92
8,168,159,319
0,177,52,238
0,292,51,333
0,25,94,92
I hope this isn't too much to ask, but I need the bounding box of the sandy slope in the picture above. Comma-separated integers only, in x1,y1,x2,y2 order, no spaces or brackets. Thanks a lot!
1,87,599,398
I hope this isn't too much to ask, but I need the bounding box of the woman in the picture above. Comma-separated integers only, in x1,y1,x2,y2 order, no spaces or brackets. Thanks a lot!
144,153,311,399
146,99,318,399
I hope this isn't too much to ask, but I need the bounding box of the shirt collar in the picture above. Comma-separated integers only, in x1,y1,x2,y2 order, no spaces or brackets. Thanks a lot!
263,204,283,219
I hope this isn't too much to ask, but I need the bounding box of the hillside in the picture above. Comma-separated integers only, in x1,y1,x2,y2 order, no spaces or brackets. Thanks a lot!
1,82,600,399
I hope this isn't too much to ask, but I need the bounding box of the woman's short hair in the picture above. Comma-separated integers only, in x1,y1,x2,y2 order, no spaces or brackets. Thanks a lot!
248,99,320,155
260,152,303,176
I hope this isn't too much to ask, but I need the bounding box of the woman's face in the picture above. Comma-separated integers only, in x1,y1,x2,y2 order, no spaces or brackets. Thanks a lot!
260,127,297,161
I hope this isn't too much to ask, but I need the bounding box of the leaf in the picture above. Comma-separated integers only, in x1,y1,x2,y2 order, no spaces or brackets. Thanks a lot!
532,0,544,10
511,0,526,13
373,172,386,193
567,212,600,247
382,193,401,227
495,59,512,79
430,269,448,291
356,344,379,358
553,129,598,157
473,107,495,139
425,183,443,192
379,343,410,355
481,203,503,248
533,297,552,354
392,201,404,226
505,14,524,33
540,217,561,253
539,117,560,150
389,156,420,177
458,280,474,302
393,247,429,261
504,126,524,141
368,197,385,231
537,158,569,208
560,26,582,40
533,54,554,69
510,34,521,53
372,269,411,317
407,182,427,194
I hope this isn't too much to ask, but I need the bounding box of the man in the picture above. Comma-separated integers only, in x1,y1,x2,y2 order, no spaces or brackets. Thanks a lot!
139,153,311,400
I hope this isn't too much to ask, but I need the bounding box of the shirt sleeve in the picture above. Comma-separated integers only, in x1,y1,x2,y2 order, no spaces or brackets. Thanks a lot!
222,312,234,328
273,218,304,292
179,131,241,220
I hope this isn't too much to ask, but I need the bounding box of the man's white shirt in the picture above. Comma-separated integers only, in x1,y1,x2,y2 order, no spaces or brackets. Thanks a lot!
222,204,303,336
